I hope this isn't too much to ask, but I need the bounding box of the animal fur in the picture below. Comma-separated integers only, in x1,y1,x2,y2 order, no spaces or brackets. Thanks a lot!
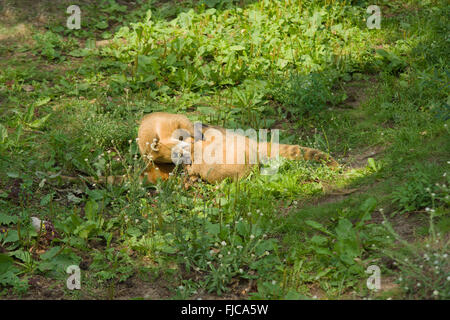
137,112,338,183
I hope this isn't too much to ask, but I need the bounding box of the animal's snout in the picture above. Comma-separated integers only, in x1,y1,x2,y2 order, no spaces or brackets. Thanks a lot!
171,141,192,165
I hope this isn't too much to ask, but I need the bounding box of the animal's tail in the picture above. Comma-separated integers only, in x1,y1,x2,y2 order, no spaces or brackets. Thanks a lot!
260,143,339,167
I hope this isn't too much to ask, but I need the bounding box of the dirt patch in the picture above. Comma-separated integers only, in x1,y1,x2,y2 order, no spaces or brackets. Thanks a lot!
114,275,172,300
370,210,427,241
5,275,66,300
191,279,253,300
340,76,378,109
3,177,23,205
342,145,385,169
310,184,369,207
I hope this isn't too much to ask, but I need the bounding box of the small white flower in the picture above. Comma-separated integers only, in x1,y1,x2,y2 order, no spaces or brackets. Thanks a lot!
239,268,244,273
250,234,255,239
218,254,223,258
433,290,439,296
221,241,227,246
417,283,421,287
271,280,276,285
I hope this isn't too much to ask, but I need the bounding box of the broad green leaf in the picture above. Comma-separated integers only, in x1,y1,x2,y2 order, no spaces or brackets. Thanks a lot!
229,45,245,51
3,230,19,244
0,253,14,273
40,246,61,260
28,113,51,129
10,250,30,263
367,158,377,171
0,213,18,225
35,97,51,107
305,220,333,236
310,235,328,246
0,124,7,144
205,222,220,236
85,200,98,221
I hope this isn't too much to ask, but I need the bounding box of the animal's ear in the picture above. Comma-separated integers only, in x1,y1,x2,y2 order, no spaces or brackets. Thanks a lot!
194,123,207,141
150,134,160,152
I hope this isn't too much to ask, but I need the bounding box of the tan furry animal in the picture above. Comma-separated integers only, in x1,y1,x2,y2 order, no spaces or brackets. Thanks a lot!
138,112,197,164
137,112,338,184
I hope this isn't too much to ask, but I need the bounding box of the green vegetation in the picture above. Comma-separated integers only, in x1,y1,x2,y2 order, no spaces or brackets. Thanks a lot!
0,0,448,299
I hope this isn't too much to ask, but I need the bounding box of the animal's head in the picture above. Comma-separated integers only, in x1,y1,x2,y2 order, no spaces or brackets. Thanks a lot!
137,112,205,165
144,129,194,165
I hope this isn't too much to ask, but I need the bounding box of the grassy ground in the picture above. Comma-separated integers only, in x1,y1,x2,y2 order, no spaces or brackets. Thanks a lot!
0,0,448,300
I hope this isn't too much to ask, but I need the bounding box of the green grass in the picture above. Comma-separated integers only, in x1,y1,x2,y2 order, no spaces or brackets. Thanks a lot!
0,0,449,299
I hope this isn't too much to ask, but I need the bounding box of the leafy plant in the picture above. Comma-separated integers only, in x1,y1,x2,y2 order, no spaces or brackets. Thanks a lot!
274,72,337,118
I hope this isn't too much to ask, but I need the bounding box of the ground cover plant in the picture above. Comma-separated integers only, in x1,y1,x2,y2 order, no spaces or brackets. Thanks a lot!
0,0,448,299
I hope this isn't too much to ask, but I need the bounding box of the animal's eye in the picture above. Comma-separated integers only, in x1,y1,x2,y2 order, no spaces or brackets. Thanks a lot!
179,136,184,141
